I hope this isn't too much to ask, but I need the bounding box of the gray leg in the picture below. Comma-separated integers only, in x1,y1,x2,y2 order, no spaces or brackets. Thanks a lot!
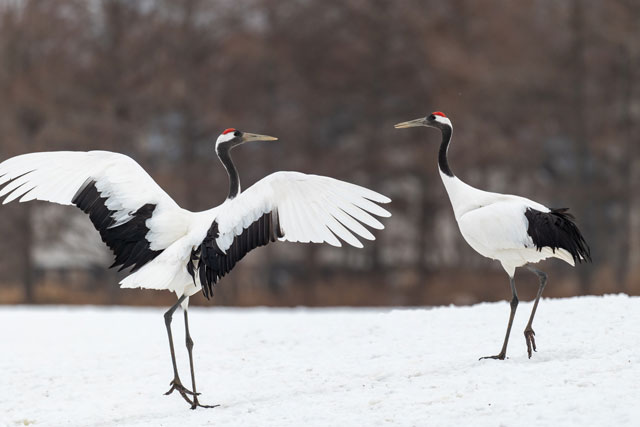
480,275,518,360
524,266,548,358
184,309,219,409
164,295,196,405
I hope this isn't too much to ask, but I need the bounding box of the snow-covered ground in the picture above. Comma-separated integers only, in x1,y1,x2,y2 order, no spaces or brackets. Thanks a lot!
1,294,639,427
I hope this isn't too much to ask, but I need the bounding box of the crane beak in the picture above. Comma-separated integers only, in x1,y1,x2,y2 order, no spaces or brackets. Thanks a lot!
241,132,278,143
394,117,428,129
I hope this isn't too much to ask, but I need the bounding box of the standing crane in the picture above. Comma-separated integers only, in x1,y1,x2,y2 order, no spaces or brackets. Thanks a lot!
395,112,590,360
0,128,391,408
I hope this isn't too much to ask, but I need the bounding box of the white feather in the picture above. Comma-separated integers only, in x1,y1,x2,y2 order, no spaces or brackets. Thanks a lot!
441,171,576,272
0,151,392,299
0,151,188,251
214,171,390,250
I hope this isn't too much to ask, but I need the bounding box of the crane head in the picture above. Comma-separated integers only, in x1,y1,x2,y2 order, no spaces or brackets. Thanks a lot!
216,128,278,152
394,111,452,130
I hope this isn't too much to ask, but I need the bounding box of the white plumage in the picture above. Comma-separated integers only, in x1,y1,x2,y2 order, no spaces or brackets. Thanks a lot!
395,111,590,361
0,153,389,296
439,171,576,276
119,171,389,295
0,128,391,408
0,150,188,249
216,171,387,250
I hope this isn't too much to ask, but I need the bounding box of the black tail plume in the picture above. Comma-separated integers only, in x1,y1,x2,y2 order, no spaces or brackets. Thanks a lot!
525,208,591,264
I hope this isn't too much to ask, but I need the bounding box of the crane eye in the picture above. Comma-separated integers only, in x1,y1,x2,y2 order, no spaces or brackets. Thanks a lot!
429,115,435,120
234,131,241,137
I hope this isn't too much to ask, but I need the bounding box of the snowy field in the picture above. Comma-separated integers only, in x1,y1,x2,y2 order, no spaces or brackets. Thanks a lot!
1,294,639,427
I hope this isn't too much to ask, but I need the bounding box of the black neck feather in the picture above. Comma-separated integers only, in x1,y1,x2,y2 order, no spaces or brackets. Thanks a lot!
438,125,454,177
217,146,240,199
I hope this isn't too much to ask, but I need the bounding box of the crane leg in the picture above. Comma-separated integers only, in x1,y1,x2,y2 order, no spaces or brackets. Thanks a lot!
183,309,219,409
480,276,518,360
163,295,196,405
524,266,548,358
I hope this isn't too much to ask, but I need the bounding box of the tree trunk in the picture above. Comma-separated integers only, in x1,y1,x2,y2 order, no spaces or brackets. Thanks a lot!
20,204,34,303
570,0,593,294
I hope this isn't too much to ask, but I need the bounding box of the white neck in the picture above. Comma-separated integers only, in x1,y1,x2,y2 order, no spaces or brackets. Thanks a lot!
439,170,493,220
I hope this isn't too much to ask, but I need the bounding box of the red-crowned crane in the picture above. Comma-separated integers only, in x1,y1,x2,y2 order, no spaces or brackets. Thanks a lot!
0,128,391,408
395,112,590,360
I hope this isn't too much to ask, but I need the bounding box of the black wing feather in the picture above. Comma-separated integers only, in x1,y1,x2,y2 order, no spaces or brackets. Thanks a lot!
188,210,284,299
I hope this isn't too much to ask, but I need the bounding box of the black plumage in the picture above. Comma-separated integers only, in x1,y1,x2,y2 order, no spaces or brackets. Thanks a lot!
72,180,161,272
188,210,284,299
525,208,591,264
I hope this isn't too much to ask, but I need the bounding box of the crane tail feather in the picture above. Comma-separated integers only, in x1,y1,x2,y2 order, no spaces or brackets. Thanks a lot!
525,208,591,265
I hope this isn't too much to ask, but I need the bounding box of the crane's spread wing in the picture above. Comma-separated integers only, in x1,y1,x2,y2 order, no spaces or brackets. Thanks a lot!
0,151,187,272
189,171,391,298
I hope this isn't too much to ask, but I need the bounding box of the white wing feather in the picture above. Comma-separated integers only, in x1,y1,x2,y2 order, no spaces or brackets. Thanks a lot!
0,151,188,249
1,153,392,293
458,202,533,251
214,171,391,251
457,199,575,269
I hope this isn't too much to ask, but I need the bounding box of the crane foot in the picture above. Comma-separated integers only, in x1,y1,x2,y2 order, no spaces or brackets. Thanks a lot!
165,377,198,402
524,328,537,358
165,378,218,409
479,352,506,361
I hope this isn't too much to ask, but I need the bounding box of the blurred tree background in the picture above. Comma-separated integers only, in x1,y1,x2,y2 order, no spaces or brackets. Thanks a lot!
0,0,638,307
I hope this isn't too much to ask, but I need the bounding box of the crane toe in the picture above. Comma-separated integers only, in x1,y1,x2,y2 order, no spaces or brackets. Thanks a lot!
190,398,220,410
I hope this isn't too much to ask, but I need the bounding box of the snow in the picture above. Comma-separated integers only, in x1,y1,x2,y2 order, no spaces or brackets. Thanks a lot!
1,294,639,426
